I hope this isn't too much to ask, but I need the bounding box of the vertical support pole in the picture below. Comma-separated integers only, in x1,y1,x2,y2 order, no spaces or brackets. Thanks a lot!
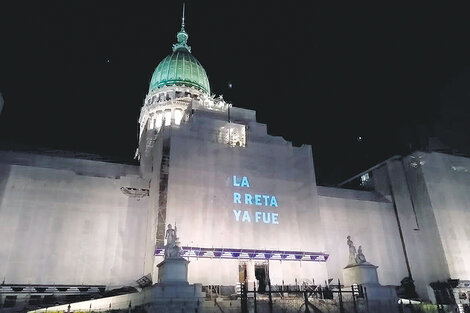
386,162,413,279
253,282,258,313
268,279,273,313
240,283,243,313
364,286,369,313
338,279,344,313
156,134,172,247
241,282,248,313
352,285,358,313
304,290,311,313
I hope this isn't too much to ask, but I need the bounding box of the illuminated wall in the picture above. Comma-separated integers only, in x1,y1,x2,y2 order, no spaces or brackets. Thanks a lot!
159,108,328,285
317,187,409,286
2,113,467,300
365,152,470,299
396,152,470,293
144,106,425,287
375,158,450,299
0,152,153,287
418,153,470,282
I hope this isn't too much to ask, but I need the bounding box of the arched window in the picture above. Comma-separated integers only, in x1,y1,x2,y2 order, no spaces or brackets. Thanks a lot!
174,109,183,125
154,112,163,129
164,110,171,126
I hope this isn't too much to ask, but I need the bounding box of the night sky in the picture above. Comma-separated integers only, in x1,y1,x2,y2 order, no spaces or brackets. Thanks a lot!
1,1,469,185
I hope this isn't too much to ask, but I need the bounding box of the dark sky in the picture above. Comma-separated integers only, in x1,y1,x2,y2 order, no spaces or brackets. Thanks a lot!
1,1,469,185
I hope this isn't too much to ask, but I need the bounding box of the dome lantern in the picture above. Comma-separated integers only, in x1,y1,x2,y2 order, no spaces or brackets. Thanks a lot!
172,3,191,53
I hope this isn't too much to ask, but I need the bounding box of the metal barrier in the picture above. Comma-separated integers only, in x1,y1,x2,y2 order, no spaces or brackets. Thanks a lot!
239,279,366,313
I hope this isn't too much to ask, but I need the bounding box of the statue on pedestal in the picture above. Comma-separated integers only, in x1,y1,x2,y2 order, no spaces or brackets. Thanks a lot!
347,235,357,265
157,223,189,284
347,236,368,265
343,236,378,286
164,224,182,258
356,245,367,264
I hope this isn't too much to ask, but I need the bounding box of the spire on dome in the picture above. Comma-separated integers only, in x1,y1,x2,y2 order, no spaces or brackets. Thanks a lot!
181,2,185,29
172,2,191,52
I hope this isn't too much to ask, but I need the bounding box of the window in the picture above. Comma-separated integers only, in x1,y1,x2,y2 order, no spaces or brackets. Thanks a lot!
360,173,369,184
174,109,183,125
28,295,42,306
164,110,171,126
4,296,17,308
155,112,163,129
359,172,374,190
217,123,246,147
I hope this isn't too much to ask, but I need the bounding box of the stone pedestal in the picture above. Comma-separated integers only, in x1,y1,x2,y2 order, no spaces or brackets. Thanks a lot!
343,262,399,312
343,262,379,286
157,257,189,284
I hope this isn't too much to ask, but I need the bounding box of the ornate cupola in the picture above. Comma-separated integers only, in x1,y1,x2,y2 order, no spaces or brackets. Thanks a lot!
148,16,210,95
137,4,232,163
138,4,212,137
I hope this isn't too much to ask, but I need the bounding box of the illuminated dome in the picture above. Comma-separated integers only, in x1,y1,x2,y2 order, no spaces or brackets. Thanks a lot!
148,25,210,94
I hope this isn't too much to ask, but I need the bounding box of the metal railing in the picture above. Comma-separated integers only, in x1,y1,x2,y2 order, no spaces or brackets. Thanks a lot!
239,279,367,313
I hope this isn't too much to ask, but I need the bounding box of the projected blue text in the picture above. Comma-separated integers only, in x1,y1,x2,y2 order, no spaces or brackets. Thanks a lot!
231,176,279,225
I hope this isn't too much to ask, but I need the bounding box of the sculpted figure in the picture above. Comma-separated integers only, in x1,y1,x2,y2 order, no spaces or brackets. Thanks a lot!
356,245,367,263
347,235,357,265
164,224,181,258
173,237,182,257
165,224,177,246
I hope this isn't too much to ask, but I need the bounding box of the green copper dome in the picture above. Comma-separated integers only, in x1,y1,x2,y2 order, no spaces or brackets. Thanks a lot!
149,23,210,94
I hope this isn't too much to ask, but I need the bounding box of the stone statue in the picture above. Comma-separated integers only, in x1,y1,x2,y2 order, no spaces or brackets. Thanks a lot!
356,245,367,263
164,224,182,258
165,224,177,245
347,235,357,265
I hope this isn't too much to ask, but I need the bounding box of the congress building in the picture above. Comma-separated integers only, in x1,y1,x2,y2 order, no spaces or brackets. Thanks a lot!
0,9,469,313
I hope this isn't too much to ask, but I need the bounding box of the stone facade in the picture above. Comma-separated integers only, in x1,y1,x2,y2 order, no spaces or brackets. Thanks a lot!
1,11,469,311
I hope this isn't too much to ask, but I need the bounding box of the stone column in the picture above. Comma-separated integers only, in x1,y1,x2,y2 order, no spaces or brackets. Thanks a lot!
246,261,257,291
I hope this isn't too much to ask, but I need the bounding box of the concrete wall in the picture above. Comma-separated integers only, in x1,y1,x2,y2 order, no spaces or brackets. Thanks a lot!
0,151,153,287
417,153,470,281
160,114,328,285
367,152,470,299
317,187,409,286
373,159,451,299
6,118,467,307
